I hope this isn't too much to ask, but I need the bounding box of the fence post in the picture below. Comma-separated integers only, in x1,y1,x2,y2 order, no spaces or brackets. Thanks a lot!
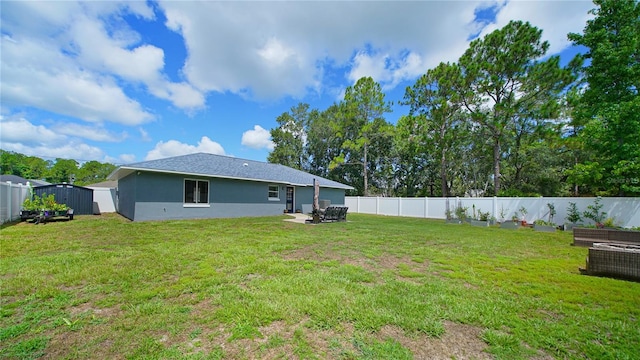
7,181,12,222
424,197,428,218
376,197,380,215
493,196,498,221
398,197,401,216
357,196,360,213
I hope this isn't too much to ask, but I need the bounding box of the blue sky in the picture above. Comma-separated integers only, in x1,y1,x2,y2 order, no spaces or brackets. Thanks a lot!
0,0,594,165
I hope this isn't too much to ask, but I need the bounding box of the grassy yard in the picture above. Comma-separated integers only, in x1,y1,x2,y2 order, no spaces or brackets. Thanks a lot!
1,214,639,359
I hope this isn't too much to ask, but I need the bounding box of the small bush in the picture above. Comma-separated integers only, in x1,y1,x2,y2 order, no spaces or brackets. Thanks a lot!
22,194,68,212
566,202,582,224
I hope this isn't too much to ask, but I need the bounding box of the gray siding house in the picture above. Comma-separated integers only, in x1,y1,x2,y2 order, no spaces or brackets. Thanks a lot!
108,153,353,221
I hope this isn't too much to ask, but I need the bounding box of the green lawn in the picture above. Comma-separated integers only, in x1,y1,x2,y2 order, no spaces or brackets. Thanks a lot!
1,214,639,359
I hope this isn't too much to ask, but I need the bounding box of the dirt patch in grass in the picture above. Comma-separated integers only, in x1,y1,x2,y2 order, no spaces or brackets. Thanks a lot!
283,244,430,282
171,319,493,359
377,321,492,360
188,319,358,359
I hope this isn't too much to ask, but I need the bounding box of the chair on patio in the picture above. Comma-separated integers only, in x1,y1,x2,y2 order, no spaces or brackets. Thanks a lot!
337,207,348,221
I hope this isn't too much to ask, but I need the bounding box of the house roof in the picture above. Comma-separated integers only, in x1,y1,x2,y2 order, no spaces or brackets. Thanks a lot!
1,174,28,184
0,175,49,186
86,180,117,188
108,153,354,190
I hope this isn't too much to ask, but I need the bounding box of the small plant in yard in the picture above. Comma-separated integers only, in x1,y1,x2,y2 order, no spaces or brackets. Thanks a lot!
61,317,81,331
499,205,508,222
454,204,469,220
478,210,490,221
583,197,607,227
22,194,68,212
445,208,454,220
533,219,555,227
518,206,528,220
546,203,556,224
602,218,617,228
518,206,528,225
566,202,582,224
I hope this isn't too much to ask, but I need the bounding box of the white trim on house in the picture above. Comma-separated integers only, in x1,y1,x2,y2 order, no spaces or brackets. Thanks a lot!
183,203,211,208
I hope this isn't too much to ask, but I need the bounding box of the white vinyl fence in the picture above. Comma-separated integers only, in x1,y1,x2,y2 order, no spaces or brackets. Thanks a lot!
345,196,640,228
0,182,32,224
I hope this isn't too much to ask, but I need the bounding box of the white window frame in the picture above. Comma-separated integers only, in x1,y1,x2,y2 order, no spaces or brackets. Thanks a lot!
183,179,210,208
268,184,280,201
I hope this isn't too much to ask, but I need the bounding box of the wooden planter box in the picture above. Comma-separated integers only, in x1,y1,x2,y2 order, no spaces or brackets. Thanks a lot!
500,221,521,230
573,228,640,247
470,219,490,227
564,223,584,232
534,224,556,232
581,243,640,281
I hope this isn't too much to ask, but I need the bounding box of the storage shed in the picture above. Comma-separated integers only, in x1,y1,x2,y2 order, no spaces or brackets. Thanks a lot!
33,184,94,215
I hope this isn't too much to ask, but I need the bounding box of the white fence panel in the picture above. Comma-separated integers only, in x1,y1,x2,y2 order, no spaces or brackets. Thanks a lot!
427,198,448,219
345,196,640,228
378,198,399,216
345,197,358,212
0,182,31,224
358,197,378,214
400,198,426,218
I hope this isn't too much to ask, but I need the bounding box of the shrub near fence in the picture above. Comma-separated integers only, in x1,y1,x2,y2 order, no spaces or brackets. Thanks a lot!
345,196,640,228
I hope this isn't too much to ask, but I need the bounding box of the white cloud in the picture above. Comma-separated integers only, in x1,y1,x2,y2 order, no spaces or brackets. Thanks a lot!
0,116,106,160
241,125,274,151
258,37,297,66
348,51,392,85
159,1,485,99
117,154,137,164
0,117,67,146
0,35,154,126
2,142,106,162
481,0,594,56
68,15,205,109
53,123,127,142
164,0,593,99
0,0,204,132
145,136,225,160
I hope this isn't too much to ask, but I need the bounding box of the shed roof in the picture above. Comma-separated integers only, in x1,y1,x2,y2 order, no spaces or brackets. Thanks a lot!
108,153,354,190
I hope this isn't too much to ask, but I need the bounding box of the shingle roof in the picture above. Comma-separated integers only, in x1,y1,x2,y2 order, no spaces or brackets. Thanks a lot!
86,180,117,188
0,174,28,184
108,153,353,190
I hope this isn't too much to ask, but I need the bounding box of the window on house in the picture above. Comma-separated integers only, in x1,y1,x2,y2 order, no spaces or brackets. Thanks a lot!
184,179,209,204
268,185,280,200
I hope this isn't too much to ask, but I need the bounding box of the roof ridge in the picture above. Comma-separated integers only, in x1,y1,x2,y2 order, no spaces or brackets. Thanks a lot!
125,152,271,167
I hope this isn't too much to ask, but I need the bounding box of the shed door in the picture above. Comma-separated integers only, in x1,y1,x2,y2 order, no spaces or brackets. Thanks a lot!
286,187,294,213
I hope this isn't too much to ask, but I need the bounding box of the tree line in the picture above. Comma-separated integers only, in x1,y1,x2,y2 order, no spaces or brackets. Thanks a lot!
0,150,116,186
267,0,639,197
